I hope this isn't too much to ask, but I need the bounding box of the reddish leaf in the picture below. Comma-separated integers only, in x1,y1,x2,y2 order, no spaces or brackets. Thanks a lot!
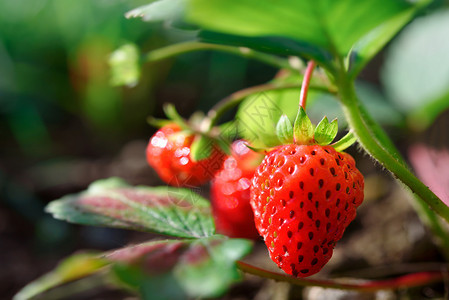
46,177,215,238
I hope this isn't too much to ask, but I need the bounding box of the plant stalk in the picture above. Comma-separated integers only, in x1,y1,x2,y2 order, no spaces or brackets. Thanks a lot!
237,261,445,292
142,41,294,71
299,60,316,109
336,76,449,260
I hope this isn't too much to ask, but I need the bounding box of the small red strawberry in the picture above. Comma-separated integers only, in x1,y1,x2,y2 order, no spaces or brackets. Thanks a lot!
211,140,263,239
250,109,364,277
146,123,225,187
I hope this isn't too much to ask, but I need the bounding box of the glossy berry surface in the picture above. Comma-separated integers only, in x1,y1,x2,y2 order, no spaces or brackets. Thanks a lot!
146,124,225,187
250,144,364,277
211,140,262,239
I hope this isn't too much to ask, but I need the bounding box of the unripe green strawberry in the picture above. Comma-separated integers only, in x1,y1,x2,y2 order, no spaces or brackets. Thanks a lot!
250,144,364,277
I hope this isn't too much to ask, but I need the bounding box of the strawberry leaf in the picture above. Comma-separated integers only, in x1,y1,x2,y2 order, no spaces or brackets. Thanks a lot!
186,0,412,69
14,252,107,300
276,114,294,144
126,0,186,24
314,117,338,145
107,236,253,299
293,107,314,144
46,177,215,238
190,135,213,161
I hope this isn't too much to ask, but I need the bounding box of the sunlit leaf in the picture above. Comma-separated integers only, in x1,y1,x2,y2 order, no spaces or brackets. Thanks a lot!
187,0,412,68
236,73,301,148
14,252,107,300
107,237,253,298
348,7,417,78
126,0,186,23
46,177,215,238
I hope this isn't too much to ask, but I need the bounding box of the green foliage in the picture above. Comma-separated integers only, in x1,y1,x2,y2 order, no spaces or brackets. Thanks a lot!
19,178,253,299
46,177,215,238
236,73,301,147
187,0,412,69
126,0,186,24
109,237,252,299
14,252,107,300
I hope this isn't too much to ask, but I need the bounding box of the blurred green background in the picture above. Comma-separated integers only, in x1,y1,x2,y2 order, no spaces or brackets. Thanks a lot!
0,0,278,297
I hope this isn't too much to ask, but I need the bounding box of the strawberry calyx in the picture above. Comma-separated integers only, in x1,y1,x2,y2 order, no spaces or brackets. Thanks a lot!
147,103,232,161
247,109,357,153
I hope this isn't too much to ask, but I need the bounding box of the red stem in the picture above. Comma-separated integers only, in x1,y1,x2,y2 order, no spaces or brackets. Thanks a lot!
237,261,446,292
299,60,316,109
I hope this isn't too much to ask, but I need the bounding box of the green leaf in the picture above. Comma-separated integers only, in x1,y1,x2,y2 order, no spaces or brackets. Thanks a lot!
190,135,213,161
348,6,417,78
126,0,186,23
187,0,412,68
46,177,215,238
293,107,314,144
175,237,252,297
113,264,186,300
107,237,252,299
314,117,338,145
382,9,449,130
276,115,293,144
14,252,107,300
236,74,301,148
199,31,334,70
108,44,140,87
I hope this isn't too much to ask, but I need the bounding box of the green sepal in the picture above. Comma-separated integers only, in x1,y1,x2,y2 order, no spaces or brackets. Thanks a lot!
331,131,358,152
293,107,314,144
314,117,338,145
276,115,294,144
214,137,232,156
190,135,214,162
244,144,269,154
147,116,174,128
163,103,190,130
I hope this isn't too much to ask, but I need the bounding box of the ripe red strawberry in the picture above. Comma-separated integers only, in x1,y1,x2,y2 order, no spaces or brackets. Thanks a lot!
250,144,364,277
211,140,262,239
146,123,225,187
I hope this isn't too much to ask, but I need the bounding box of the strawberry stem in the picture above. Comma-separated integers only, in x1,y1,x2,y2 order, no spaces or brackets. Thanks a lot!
336,70,449,260
299,60,316,110
142,41,295,71
237,261,446,292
